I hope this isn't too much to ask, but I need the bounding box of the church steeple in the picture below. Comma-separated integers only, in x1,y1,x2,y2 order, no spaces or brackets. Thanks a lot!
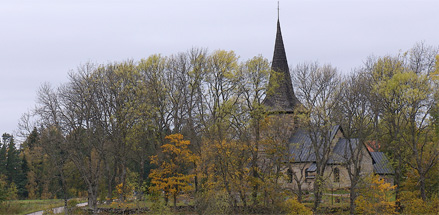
263,11,301,113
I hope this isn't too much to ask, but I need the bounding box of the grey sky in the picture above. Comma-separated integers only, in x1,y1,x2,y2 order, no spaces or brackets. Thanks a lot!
1,0,438,137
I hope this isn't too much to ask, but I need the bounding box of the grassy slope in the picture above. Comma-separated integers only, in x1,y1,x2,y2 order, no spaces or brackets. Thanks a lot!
1,199,64,215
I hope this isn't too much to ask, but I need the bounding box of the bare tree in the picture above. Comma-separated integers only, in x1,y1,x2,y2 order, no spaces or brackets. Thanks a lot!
34,63,107,212
334,71,374,214
293,62,341,210
408,42,438,75
34,83,71,214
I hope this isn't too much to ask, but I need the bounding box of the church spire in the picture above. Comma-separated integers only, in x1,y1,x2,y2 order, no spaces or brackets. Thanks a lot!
263,6,301,113
277,1,280,21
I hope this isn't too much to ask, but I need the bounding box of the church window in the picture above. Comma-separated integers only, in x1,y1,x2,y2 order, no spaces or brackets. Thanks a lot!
287,169,293,183
333,167,340,182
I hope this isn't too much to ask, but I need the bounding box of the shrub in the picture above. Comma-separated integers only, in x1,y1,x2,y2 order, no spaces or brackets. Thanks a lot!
7,182,18,200
355,174,396,214
282,198,313,215
67,199,79,207
0,175,7,202
400,191,439,214
149,199,172,215
194,189,232,215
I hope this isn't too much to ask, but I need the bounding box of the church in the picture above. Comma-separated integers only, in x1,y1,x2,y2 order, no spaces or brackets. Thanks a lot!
262,15,394,191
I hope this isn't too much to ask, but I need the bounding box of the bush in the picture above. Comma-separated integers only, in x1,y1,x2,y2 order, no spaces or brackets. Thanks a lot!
0,175,7,203
149,199,172,215
67,199,79,208
7,182,18,200
355,174,396,214
400,191,439,214
194,190,232,215
282,198,313,215
0,202,22,215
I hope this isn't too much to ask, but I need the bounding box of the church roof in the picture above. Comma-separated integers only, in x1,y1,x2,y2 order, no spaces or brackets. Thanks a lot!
288,126,394,175
263,18,301,113
370,152,394,175
289,125,341,162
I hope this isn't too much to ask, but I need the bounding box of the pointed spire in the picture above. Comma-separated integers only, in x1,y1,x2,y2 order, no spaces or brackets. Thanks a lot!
277,1,280,20
263,7,301,113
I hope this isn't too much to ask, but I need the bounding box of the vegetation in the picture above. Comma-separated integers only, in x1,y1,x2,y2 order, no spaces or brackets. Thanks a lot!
355,174,396,214
149,134,198,207
0,199,65,215
0,43,437,214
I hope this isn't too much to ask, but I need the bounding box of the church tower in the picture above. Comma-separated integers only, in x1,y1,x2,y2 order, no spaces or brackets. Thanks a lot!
263,11,301,114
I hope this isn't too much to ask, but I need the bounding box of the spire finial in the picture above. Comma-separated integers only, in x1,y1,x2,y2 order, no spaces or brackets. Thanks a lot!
277,1,280,20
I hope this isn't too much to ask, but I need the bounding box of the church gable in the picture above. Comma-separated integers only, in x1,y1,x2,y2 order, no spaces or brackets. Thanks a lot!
288,125,342,163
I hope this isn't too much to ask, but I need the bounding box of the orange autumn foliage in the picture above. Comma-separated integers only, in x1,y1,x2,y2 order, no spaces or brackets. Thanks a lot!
149,134,198,206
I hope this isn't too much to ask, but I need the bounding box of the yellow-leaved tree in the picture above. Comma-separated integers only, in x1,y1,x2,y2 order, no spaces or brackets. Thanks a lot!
355,174,397,214
149,134,199,207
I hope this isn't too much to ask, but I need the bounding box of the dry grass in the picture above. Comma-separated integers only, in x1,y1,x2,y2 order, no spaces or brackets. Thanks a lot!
0,199,64,215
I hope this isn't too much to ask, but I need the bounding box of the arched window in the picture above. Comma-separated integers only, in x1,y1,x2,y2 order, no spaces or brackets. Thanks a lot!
333,167,340,182
287,169,293,183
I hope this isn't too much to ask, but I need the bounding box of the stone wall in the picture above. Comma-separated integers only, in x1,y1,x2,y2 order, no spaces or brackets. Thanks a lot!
281,143,375,191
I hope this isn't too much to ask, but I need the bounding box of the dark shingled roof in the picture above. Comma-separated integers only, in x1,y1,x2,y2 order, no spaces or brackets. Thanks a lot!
307,163,317,172
329,138,360,164
289,125,341,163
370,152,394,175
289,129,315,162
263,18,301,113
289,126,394,175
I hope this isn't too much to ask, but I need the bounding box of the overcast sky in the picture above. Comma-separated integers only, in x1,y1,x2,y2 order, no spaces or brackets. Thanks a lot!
1,0,438,137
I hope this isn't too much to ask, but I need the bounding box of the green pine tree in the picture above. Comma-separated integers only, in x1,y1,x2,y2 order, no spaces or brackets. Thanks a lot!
4,133,20,183
3,133,28,198
0,139,6,175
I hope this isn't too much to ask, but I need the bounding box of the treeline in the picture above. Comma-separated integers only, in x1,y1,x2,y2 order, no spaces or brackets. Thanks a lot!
8,43,439,214
0,133,28,201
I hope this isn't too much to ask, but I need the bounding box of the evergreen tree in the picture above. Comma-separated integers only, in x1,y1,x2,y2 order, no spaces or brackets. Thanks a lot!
18,153,29,198
3,133,28,199
23,127,39,150
4,133,19,182
0,140,6,175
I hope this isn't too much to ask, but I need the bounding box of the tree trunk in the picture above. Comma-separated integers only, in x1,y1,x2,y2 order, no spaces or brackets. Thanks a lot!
105,158,115,204
349,186,356,215
252,123,260,206
194,175,198,193
264,190,269,206
120,163,127,201
137,156,145,201
252,183,258,206
164,193,169,206
88,184,99,213
240,190,247,207
194,162,198,193
64,198,68,215
313,175,323,211
297,184,303,203
394,154,403,210
419,174,427,201
313,184,320,210
58,168,69,215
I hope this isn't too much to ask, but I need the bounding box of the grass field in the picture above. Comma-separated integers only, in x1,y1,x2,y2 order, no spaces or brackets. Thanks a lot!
0,199,65,215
